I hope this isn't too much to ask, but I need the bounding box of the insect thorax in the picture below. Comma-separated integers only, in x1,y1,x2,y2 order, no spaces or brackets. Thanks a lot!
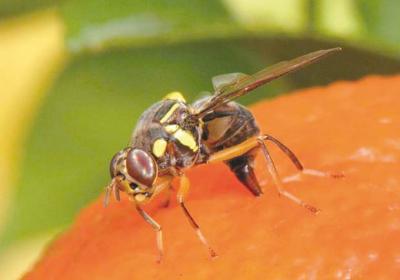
130,99,201,174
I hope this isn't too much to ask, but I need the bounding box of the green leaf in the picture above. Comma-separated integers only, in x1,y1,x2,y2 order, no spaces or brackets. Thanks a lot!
356,0,400,46
3,0,400,59
2,37,400,247
59,0,400,58
61,0,239,53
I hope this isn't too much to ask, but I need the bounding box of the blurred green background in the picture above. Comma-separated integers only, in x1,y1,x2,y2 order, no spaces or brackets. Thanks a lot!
0,0,399,278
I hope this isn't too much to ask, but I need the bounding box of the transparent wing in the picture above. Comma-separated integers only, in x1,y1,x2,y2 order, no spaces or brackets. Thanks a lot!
195,47,341,117
212,73,249,91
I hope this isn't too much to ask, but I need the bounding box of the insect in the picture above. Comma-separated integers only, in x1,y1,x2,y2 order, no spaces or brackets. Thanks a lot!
104,47,342,261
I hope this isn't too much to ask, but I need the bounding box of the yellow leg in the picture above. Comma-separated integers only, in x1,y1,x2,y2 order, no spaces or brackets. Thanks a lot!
136,205,164,263
178,174,217,258
208,135,319,214
160,185,173,208
208,136,259,163
208,134,303,171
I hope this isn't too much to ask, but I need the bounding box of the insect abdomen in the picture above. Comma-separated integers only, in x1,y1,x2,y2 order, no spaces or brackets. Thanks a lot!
199,101,260,151
196,100,263,196
226,151,263,196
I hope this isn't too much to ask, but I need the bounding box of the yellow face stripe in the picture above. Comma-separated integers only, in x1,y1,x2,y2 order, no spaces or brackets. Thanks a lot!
160,103,180,123
164,124,179,133
152,138,168,158
134,193,147,203
173,128,198,152
163,91,186,103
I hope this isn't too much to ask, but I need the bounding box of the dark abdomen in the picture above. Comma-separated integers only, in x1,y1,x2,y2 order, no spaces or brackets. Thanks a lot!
200,101,260,152
198,101,262,196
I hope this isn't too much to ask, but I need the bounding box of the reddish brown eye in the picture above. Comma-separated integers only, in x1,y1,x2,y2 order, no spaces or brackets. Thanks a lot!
126,149,157,187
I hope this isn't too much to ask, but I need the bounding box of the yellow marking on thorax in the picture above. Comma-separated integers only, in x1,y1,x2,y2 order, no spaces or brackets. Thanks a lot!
164,123,199,152
164,91,186,102
164,124,179,133
152,138,168,158
173,128,198,152
160,103,180,124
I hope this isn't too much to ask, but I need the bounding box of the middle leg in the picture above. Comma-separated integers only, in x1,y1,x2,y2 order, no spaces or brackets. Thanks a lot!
177,174,217,258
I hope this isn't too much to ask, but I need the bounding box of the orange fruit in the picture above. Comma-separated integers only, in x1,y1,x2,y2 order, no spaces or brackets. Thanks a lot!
24,75,400,279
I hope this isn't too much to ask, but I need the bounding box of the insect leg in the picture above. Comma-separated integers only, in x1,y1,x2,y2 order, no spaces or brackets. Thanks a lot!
208,136,259,163
104,179,119,207
261,134,344,179
256,137,320,214
104,185,111,207
160,185,173,208
136,205,164,263
207,137,319,213
114,184,121,201
261,134,303,171
103,176,124,208
178,174,217,258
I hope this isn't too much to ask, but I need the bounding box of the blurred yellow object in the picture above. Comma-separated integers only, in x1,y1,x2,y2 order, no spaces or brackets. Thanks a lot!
223,0,364,38
0,9,65,230
0,8,66,280
0,231,58,280
318,0,364,37
223,0,307,32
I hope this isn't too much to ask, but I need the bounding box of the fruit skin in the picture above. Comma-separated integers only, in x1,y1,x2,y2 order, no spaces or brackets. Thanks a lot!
24,75,400,279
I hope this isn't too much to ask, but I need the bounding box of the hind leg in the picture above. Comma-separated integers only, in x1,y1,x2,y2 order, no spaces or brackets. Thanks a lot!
208,136,319,214
260,134,344,181
256,137,320,213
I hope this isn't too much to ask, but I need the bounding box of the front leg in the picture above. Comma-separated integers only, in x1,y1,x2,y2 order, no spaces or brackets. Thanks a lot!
135,204,164,263
178,174,217,258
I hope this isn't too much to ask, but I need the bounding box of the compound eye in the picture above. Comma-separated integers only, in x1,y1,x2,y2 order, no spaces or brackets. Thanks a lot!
126,149,157,187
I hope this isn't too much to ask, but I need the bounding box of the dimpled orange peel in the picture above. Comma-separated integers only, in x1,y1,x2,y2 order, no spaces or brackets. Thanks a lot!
24,75,400,279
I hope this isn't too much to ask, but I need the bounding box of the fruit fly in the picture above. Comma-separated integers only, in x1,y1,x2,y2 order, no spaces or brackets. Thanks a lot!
104,47,342,261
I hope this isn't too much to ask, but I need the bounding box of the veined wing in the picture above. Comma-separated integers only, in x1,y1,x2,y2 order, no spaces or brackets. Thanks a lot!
195,47,341,117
